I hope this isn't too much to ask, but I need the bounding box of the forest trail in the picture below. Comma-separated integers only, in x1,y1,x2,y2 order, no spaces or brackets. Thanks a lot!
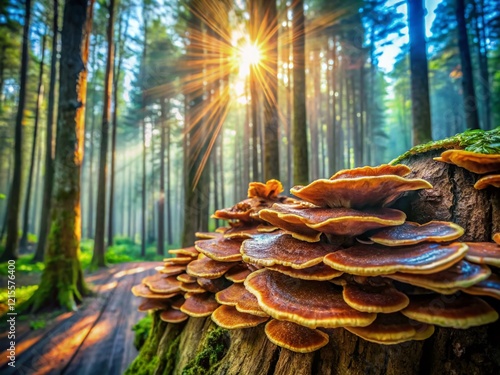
0,262,156,375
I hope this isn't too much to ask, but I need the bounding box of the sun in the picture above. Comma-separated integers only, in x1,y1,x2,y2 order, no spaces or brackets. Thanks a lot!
240,43,261,66
237,42,262,78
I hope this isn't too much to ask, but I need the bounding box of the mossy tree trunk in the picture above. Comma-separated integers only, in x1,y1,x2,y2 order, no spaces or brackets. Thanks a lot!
92,0,115,268
33,0,59,263
26,0,92,312
0,0,31,262
132,150,500,375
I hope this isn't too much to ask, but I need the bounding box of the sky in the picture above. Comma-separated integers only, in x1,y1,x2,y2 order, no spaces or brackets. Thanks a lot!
377,0,443,71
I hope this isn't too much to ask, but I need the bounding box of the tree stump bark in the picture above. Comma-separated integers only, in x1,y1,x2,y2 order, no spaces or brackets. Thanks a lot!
128,150,500,375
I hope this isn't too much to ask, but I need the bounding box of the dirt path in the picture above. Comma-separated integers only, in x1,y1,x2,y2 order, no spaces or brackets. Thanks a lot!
0,262,157,375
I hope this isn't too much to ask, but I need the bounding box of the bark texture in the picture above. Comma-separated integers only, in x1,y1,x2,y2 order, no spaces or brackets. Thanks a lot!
26,0,90,312
130,149,500,374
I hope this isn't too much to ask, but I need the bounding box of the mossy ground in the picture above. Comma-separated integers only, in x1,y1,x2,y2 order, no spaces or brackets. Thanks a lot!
391,127,500,164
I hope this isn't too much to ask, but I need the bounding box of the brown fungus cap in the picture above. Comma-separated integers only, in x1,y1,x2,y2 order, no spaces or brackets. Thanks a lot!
138,298,170,312
186,254,236,279
261,203,406,238
290,175,432,209
464,242,500,267
330,164,412,179
258,209,322,242
401,293,498,329
244,269,376,328
180,282,206,294
369,221,464,246
242,233,337,269
131,284,178,299
248,179,284,199
236,290,269,317
195,238,243,262
323,242,468,276
462,273,500,300
264,319,329,353
158,265,187,276
177,273,196,284
142,274,182,294
215,283,247,306
211,305,269,329
195,231,223,240
474,174,500,189
267,263,343,281
386,260,491,291
223,223,262,239
170,295,186,310
164,257,193,266
434,149,500,174
168,246,199,257
344,313,434,345
342,282,410,313
180,292,219,317
225,265,252,283
160,309,189,323
494,233,500,245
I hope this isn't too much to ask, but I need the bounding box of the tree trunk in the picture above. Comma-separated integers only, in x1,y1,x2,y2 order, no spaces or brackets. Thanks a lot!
108,11,125,248
130,148,500,374
158,99,167,256
292,0,309,186
33,0,60,262
0,0,31,262
455,0,480,130
86,69,97,239
20,33,46,250
92,0,115,268
26,0,92,312
408,0,432,145
261,0,279,181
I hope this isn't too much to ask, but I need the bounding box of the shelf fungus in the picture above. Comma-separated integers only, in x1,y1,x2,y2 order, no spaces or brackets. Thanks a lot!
244,269,377,329
323,242,469,276
259,203,407,240
401,294,499,329
264,320,330,353
344,313,434,344
368,221,464,246
290,165,432,208
434,149,500,174
464,242,500,267
211,305,268,329
474,174,500,189
131,167,500,353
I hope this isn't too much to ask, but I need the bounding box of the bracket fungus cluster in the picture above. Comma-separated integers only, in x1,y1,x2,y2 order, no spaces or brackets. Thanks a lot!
132,166,500,354
434,149,500,190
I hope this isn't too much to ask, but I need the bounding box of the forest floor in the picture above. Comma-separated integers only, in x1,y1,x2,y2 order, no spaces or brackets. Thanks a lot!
0,261,156,375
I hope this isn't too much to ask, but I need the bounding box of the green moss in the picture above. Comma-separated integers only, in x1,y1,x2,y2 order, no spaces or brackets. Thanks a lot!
163,334,181,375
391,127,500,164
132,314,153,350
181,326,229,375
126,313,167,375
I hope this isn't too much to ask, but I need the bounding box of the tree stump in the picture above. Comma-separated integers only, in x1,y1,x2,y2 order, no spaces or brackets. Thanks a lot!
128,150,500,375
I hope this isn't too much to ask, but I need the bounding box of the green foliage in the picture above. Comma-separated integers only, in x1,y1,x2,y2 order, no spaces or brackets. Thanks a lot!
29,319,46,330
0,285,38,315
391,127,500,164
79,238,165,269
132,314,153,350
0,255,45,275
181,327,229,375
